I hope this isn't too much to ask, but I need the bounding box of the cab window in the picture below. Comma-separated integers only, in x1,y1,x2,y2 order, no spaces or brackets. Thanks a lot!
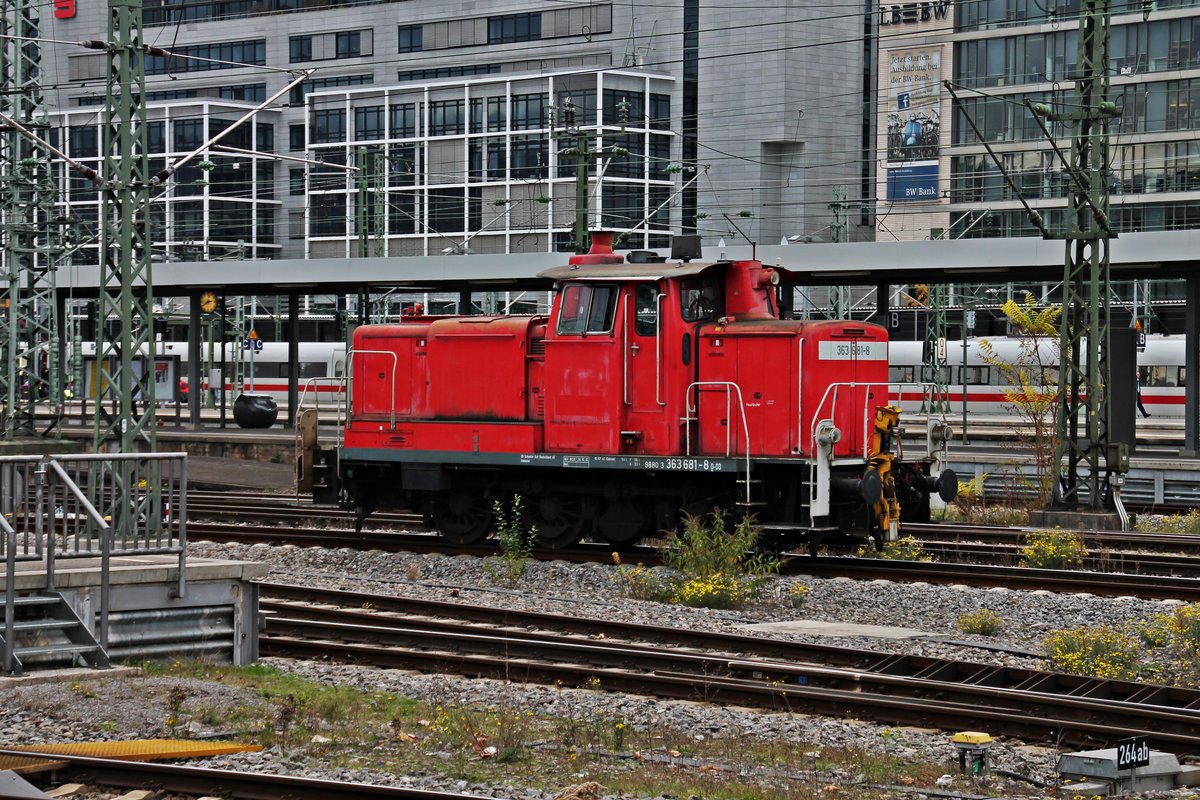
557,284,617,335
634,284,659,336
680,276,721,322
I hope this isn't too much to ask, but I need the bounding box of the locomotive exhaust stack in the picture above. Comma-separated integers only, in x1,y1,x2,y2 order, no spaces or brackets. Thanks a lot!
322,242,950,551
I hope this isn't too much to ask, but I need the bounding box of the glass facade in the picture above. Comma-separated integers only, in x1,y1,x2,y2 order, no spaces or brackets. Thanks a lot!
304,70,675,257
52,102,281,263
948,4,1200,237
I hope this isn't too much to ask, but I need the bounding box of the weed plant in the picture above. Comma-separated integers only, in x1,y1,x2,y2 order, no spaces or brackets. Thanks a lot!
856,535,931,562
662,510,782,609
1041,626,1143,680
1134,509,1200,534
609,552,667,601
136,660,1005,798
955,608,1004,636
487,494,535,587
1020,528,1087,569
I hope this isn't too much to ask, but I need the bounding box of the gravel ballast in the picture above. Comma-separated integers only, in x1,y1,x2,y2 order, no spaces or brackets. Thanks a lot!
3,539,1196,799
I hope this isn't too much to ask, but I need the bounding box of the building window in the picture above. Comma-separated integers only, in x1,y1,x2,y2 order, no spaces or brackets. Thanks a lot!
511,135,547,178
398,24,422,53
310,195,346,236
146,39,265,74
487,97,506,132
291,74,372,105
289,123,306,151
390,103,417,138
289,35,312,63
397,64,500,83
428,188,464,233
429,100,464,136
336,31,362,58
172,119,205,151
649,94,671,130
289,168,305,195
354,105,384,140
220,83,266,102
603,89,643,126
312,109,346,144
511,93,546,130
488,12,541,44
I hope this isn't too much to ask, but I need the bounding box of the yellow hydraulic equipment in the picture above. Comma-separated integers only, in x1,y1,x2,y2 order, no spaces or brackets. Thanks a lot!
868,405,902,538
0,739,262,775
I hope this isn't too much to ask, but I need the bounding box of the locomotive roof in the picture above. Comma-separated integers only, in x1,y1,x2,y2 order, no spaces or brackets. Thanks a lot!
538,259,729,282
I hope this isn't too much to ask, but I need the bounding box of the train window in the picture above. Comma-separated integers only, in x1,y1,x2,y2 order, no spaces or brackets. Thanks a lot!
1148,365,1178,387
634,284,659,336
298,361,328,379
680,276,721,322
255,363,282,379
557,284,617,335
888,366,914,383
334,359,345,377
959,366,990,385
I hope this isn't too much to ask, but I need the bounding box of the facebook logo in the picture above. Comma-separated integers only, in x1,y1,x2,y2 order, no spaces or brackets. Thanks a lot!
897,92,911,110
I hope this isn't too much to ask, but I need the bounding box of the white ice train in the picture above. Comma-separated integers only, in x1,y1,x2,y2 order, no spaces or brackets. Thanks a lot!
76,340,347,407
76,335,1186,417
888,335,1186,417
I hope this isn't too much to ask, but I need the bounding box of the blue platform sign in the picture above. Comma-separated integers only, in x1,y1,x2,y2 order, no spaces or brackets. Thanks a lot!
887,162,939,202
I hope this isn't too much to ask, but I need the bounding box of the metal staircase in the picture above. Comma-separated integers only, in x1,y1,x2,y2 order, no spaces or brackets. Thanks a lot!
2,591,107,675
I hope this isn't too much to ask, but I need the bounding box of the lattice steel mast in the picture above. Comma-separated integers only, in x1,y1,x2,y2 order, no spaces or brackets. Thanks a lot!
93,0,156,454
1,0,60,438
1032,0,1120,510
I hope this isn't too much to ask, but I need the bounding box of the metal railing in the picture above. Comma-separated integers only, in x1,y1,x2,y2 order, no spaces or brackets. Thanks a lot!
2,452,188,673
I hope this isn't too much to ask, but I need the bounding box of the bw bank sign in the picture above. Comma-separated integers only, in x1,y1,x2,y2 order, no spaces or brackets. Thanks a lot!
880,0,951,26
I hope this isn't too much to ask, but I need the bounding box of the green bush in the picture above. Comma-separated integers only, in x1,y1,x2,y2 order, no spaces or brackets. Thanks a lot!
662,510,781,609
1042,625,1142,680
956,608,1004,636
1020,528,1087,569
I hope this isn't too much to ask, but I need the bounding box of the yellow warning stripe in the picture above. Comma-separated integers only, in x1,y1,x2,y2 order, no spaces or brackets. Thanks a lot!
0,739,262,774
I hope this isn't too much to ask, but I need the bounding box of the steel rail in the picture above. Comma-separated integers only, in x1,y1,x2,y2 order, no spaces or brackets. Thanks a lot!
259,611,1200,750
0,750,489,799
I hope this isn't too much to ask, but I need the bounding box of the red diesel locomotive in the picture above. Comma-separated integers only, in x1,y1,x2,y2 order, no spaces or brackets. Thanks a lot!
304,233,955,550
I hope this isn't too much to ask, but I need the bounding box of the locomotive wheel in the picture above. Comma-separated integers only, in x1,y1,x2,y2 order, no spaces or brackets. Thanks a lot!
432,490,493,545
524,494,595,550
597,499,652,545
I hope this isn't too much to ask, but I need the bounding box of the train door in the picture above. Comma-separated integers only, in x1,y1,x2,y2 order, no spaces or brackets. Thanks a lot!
619,283,670,454
543,282,622,453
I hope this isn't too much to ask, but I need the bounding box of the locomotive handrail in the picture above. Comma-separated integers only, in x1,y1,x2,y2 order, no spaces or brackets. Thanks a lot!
685,381,752,503
655,292,666,407
345,349,400,430
621,294,629,406
807,381,893,462
297,376,347,422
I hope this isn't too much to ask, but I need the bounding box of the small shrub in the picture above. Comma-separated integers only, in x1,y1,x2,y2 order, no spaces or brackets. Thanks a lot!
951,473,988,521
1136,613,1174,649
1021,528,1087,569
787,583,811,609
956,608,1004,636
609,552,666,601
487,495,535,587
662,510,782,609
858,535,932,561
1042,626,1142,680
1169,603,1200,657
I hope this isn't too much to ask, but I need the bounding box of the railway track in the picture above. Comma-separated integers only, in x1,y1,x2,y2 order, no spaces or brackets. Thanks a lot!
184,499,1200,600
258,583,1200,751
0,750,487,800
